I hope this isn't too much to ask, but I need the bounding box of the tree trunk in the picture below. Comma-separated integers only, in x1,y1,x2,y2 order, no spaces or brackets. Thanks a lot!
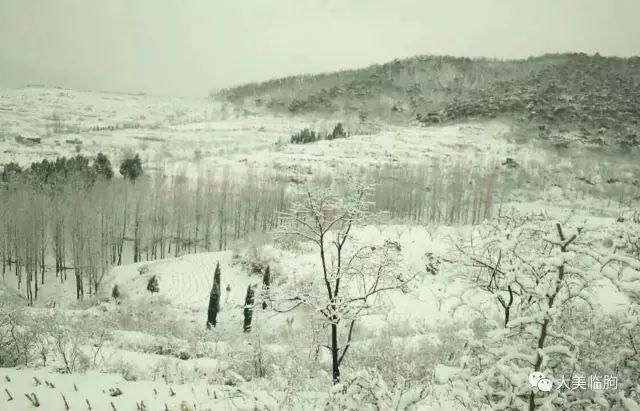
41,246,45,285
118,199,127,266
133,217,140,263
75,270,84,300
331,323,340,384
34,261,39,301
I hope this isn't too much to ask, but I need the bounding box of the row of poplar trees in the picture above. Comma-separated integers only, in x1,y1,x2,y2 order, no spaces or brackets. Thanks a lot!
2,152,498,306
0,153,288,305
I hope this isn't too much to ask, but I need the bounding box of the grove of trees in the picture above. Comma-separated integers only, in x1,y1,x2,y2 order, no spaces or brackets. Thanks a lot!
4,149,625,308
290,122,349,144
0,154,289,305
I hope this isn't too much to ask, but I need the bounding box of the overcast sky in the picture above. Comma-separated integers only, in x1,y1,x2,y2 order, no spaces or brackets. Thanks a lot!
1,0,638,97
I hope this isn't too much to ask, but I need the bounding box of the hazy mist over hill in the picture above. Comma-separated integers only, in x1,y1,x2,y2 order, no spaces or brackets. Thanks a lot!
1,0,639,96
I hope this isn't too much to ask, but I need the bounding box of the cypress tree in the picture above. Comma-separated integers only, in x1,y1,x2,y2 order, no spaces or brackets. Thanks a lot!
243,285,255,332
111,285,121,309
206,286,220,329
262,265,271,287
146,275,159,295
206,262,222,329
261,265,271,309
111,284,120,300
214,262,221,297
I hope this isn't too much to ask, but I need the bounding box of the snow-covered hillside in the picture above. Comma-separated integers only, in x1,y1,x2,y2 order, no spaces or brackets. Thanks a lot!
0,87,562,179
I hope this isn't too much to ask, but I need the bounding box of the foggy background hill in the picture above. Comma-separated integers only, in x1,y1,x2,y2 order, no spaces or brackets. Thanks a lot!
216,53,640,147
2,0,639,97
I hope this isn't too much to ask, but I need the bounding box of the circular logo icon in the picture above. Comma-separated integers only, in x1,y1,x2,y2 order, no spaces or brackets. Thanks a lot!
537,378,553,392
529,371,545,387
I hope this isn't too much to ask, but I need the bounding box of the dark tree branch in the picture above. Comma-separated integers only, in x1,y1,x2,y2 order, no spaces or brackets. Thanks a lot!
338,320,356,366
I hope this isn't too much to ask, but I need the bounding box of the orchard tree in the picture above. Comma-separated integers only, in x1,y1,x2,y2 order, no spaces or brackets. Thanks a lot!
593,210,640,408
450,210,640,410
277,182,417,384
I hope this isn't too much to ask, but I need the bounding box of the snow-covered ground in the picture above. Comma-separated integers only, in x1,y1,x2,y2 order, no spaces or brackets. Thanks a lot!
0,86,553,179
2,223,634,409
1,87,639,410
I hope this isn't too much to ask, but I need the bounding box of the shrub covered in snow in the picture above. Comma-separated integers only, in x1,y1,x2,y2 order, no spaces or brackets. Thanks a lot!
447,209,640,410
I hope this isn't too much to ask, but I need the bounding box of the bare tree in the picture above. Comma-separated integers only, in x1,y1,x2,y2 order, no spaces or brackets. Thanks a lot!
277,182,417,384
217,166,230,250
0,302,22,366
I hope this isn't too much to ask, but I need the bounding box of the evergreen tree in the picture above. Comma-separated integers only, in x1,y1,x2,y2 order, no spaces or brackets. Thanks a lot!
111,284,121,309
93,152,114,180
206,286,220,329
1,162,23,182
262,265,271,287
28,159,54,186
66,155,94,181
111,284,120,300
19,154,100,188
290,128,320,144
119,153,143,182
261,265,271,309
207,262,222,329
331,122,346,139
243,285,255,332
146,275,159,295
214,262,221,297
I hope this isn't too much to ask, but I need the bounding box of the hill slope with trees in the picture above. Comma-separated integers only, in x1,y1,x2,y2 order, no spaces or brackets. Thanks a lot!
215,53,640,147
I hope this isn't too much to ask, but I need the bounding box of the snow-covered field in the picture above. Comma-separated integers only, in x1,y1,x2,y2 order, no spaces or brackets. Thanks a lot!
1,87,639,410
0,87,560,178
